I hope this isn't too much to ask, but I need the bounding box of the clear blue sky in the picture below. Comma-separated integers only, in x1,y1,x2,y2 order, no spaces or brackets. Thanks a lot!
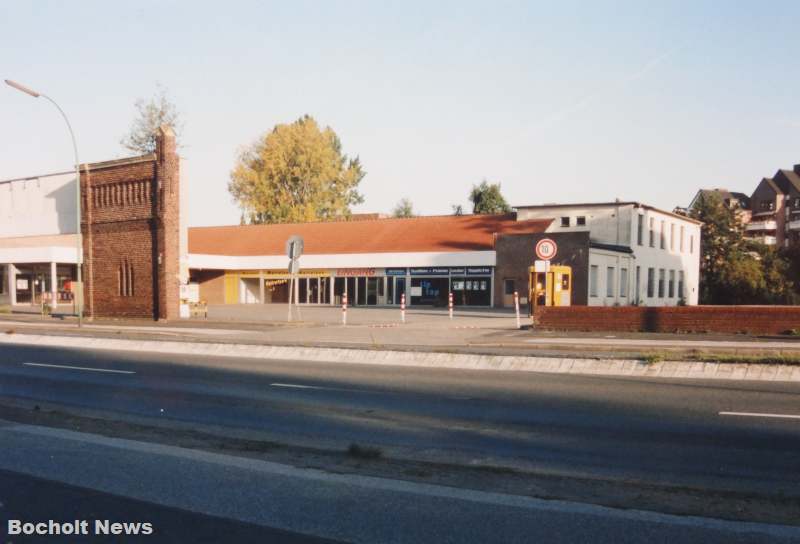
2,1,799,227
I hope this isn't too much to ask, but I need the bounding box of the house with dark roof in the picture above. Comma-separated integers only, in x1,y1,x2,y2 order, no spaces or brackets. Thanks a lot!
748,177,784,246
687,163,800,248
747,165,800,247
688,189,750,212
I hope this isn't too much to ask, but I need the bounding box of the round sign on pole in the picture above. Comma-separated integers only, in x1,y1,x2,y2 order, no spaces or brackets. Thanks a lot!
286,235,304,259
535,238,558,261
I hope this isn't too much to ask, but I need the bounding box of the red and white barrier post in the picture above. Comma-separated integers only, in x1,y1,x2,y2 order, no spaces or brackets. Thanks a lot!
448,292,453,320
400,293,406,323
514,291,521,329
342,293,348,326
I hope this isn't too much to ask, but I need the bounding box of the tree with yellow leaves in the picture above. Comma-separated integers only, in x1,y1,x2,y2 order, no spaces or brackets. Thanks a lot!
229,115,365,224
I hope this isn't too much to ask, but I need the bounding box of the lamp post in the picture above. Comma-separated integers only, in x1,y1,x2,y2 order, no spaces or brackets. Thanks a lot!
5,79,83,327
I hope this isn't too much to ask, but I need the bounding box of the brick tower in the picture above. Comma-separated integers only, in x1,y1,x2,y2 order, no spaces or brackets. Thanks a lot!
81,126,181,320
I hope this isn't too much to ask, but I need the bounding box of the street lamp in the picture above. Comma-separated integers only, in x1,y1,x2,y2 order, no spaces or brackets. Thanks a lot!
5,79,84,327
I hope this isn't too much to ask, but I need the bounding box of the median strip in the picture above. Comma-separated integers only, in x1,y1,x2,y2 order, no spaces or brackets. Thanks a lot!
2,334,799,382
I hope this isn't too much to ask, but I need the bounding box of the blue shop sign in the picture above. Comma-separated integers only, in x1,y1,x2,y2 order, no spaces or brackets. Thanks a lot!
385,268,407,276
449,268,466,275
466,267,492,276
410,267,449,276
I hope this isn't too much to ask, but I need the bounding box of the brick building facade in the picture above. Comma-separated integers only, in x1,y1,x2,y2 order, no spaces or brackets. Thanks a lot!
494,232,590,308
81,126,181,319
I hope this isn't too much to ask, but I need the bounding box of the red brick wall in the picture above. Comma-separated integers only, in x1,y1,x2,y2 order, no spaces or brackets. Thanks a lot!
534,306,800,334
81,126,180,320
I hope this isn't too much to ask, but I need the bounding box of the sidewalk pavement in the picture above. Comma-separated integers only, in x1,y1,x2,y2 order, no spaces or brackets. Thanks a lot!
1,306,798,357
2,306,800,383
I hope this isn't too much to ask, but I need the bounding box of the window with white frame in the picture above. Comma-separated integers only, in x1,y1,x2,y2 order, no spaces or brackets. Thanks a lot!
637,215,643,246
620,267,628,298
647,268,655,298
670,224,675,251
679,225,685,252
590,265,599,297
668,270,675,298
649,218,655,247
658,269,665,298
606,267,615,297
678,271,685,299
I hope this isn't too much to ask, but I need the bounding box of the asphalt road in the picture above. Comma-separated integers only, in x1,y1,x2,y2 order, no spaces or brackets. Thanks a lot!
0,422,797,543
0,468,339,543
1,343,800,542
0,343,799,493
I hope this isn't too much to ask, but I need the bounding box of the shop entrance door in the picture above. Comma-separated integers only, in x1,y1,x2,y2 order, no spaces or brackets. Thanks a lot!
366,277,378,305
395,278,406,304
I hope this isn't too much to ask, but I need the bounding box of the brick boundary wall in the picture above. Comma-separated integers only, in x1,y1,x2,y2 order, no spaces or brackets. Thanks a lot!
533,306,800,334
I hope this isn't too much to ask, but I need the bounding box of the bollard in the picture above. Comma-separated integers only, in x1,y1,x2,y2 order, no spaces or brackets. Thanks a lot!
342,293,348,326
400,293,406,323
514,291,521,329
448,292,453,320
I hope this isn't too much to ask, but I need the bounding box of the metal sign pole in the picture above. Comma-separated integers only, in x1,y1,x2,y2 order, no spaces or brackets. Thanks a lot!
287,275,293,322
294,272,302,321
285,235,304,323
448,292,453,320
514,291,521,329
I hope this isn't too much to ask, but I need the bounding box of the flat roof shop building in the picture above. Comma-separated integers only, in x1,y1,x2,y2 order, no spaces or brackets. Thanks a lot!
188,214,551,307
187,202,701,309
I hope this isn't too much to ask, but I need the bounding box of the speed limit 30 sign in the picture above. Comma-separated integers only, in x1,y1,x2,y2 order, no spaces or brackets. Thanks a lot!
535,238,558,260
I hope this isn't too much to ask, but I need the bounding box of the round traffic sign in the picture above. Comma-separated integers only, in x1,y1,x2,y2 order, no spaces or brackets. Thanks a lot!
535,238,558,260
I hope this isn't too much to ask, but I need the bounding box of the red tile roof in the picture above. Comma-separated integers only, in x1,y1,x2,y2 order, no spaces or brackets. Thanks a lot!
189,214,552,256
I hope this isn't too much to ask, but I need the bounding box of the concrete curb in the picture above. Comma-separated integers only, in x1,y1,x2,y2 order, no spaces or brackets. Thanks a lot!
2,333,799,382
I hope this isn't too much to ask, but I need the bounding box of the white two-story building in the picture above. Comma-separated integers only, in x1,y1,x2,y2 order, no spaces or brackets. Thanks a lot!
514,202,701,306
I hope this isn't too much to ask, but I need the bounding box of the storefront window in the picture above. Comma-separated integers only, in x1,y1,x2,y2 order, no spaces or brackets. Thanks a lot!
450,276,491,306
410,278,448,306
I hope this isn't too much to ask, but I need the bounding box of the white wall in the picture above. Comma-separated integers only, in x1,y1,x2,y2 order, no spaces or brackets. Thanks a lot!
518,203,701,306
587,249,636,306
189,250,496,271
628,207,701,306
0,173,77,238
517,204,633,246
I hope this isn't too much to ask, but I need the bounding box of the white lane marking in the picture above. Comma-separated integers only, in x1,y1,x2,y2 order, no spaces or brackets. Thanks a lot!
270,382,379,394
23,362,135,375
719,411,800,420
270,383,322,390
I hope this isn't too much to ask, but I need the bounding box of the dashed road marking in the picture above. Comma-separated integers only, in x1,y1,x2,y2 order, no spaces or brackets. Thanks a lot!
23,362,135,375
719,411,800,420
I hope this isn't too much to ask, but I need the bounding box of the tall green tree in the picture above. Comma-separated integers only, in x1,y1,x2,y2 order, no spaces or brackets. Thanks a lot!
689,192,796,304
469,180,511,214
121,84,183,154
392,198,415,218
689,191,746,302
229,115,365,224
